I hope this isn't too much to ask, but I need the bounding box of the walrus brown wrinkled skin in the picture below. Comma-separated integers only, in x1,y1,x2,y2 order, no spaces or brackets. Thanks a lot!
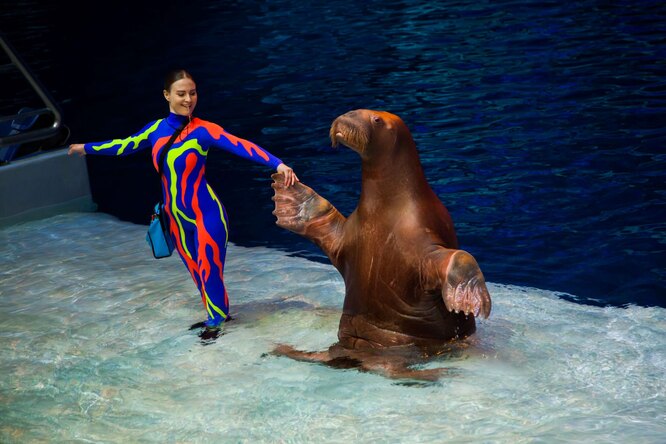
271,109,491,380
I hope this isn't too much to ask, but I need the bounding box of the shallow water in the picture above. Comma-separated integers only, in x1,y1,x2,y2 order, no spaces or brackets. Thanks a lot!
0,213,664,442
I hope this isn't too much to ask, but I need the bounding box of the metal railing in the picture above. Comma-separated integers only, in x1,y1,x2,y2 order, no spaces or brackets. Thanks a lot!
0,34,63,147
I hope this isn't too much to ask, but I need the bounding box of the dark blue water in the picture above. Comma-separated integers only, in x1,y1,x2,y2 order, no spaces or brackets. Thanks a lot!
2,0,665,308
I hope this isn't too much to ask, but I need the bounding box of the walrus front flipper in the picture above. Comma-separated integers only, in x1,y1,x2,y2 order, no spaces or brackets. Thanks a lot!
423,249,492,319
271,173,346,267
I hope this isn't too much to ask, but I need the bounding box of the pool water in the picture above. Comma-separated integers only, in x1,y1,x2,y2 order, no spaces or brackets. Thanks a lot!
1,213,663,442
1,0,664,308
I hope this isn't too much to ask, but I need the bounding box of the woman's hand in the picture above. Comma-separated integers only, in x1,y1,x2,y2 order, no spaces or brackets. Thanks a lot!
277,163,299,187
68,144,86,157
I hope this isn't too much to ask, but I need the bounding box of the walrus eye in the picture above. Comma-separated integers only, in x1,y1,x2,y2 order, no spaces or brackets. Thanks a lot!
372,116,383,125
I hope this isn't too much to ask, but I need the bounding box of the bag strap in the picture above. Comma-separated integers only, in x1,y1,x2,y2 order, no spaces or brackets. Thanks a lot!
157,120,187,177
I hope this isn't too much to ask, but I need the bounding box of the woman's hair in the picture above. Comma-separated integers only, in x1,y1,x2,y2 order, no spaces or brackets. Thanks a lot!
164,69,194,92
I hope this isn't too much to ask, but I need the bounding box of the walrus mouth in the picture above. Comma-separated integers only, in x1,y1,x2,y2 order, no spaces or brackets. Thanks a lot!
330,118,369,153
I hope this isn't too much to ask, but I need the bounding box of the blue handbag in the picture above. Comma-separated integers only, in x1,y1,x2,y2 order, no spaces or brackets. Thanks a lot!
146,202,175,258
146,121,186,259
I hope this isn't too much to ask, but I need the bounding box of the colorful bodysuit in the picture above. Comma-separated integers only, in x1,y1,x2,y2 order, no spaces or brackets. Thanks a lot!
84,112,283,327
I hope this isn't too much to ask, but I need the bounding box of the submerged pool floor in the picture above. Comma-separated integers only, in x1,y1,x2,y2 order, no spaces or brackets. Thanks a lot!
0,212,664,442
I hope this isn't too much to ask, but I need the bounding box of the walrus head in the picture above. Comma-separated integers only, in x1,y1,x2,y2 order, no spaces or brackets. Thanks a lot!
330,109,408,159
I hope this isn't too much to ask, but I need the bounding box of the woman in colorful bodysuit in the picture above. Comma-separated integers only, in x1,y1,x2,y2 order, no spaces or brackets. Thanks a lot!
68,69,299,330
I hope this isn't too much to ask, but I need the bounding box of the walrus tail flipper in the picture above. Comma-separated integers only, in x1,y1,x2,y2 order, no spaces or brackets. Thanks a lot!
423,248,492,319
271,173,346,267
271,344,371,372
271,344,333,363
363,361,448,382
272,344,447,382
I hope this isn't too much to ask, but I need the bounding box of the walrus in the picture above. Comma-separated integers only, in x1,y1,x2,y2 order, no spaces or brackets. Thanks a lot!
270,109,491,380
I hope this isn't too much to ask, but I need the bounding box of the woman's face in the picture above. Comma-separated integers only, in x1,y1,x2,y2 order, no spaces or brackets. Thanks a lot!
164,78,197,116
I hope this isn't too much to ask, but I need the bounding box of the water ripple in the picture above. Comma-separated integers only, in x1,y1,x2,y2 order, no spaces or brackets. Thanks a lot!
1,0,664,307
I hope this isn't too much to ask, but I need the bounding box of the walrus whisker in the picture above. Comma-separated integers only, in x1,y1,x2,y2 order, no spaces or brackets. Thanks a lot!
330,123,369,152
348,127,369,151
329,126,340,148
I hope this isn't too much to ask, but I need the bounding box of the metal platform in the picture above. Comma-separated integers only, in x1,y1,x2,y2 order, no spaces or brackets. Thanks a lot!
0,148,96,227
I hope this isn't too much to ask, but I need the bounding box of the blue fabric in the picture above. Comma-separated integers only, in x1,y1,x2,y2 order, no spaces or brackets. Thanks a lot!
0,107,41,163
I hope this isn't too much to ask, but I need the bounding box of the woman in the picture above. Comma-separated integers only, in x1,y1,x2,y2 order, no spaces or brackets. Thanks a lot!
69,69,299,330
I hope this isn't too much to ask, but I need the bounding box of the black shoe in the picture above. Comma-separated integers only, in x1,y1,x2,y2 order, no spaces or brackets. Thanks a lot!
198,325,222,344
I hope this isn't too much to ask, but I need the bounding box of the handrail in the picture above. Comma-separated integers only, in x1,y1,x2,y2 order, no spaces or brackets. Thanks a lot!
0,34,63,147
